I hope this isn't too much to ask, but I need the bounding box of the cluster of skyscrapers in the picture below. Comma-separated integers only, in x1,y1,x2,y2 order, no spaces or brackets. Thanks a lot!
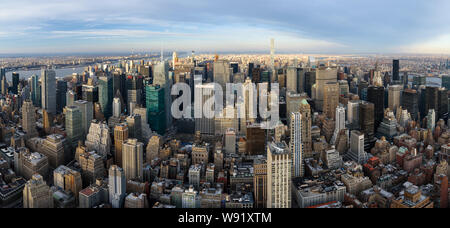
0,49,449,209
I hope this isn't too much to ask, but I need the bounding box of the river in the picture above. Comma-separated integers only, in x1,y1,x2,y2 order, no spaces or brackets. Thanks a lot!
5,66,89,81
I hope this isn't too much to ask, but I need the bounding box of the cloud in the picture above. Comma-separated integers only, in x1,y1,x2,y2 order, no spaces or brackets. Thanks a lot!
0,0,449,54
49,30,192,39
399,34,450,54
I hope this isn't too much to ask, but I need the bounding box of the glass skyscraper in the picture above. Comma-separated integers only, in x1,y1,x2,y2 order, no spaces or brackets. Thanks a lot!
41,69,57,114
145,84,166,135
98,76,113,119
12,72,19,94
30,74,41,107
56,80,67,113
393,59,400,81
65,106,83,149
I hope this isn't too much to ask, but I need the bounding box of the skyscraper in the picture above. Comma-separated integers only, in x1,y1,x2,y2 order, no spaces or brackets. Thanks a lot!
348,130,368,164
248,63,254,77
41,69,57,114
109,165,126,208
347,100,361,128
42,109,52,135
0,67,5,81
98,76,113,119
113,72,127,105
323,82,340,120
359,101,375,135
299,99,313,158
146,84,166,135
30,74,41,107
12,72,19,94
402,89,419,120
153,60,172,127
22,100,38,139
146,135,163,163
286,91,302,125
297,68,307,93
331,106,346,145
393,59,400,81
267,141,291,208
213,59,231,91
290,112,304,178
113,97,121,118
224,128,236,154
425,86,439,117
82,83,99,103
286,67,297,93
195,83,215,135
438,88,448,121
65,106,83,149
359,101,376,152
246,124,266,155
442,75,450,90
388,85,402,112
126,114,142,142
1,75,8,95
66,90,76,107
122,138,144,181
114,124,129,167
253,158,267,208
73,100,94,137
367,86,385,131
427,109,436,131
314,67,337,111
56,80,67,113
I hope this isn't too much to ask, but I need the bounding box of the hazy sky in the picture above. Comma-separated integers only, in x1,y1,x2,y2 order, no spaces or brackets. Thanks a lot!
0,0,449,54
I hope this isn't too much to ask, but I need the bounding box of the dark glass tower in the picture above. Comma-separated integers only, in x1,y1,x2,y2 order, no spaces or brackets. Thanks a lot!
425,86,439,115
0,68,5,81
231,62,239,74
30,74,40,107
252,67,262,83
248,63,254,77
393,59,400,81
359,101,375,151
113,72,127,105
98,76,113,119
82,84,98,103
56,80,67,113
438,88,448,121
305,71,316,98
402,89,419,120
442,75,450,90
12,72,19,94
146,84,166,135
358,81,369,101
367,86,385,131
127,75,144,107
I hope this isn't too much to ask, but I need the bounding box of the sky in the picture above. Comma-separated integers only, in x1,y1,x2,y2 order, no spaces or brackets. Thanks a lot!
0,0,449,55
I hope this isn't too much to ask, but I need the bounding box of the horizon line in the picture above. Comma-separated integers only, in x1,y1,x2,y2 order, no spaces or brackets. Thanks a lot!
1,51,450,58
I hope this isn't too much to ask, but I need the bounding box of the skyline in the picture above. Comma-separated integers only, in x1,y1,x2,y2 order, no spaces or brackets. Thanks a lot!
1,0,450,55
